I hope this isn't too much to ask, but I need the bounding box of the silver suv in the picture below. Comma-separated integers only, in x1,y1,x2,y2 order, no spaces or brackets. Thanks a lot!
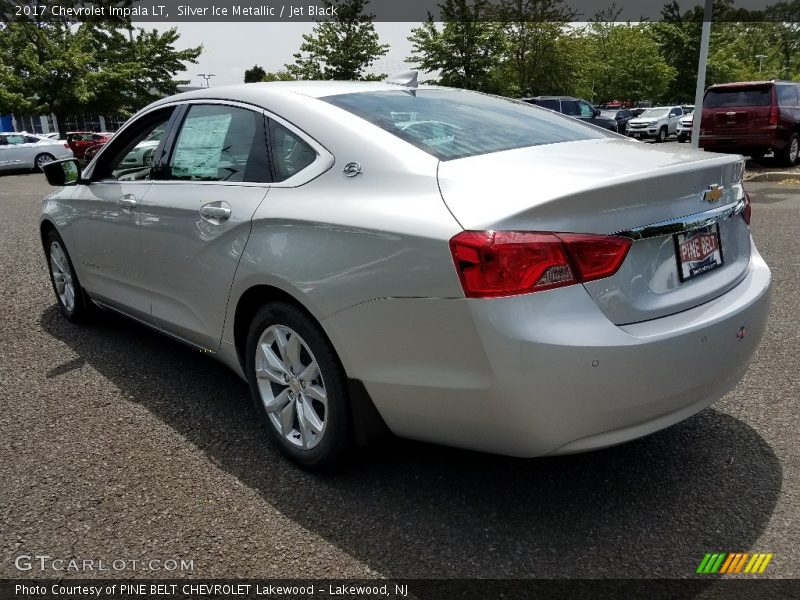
626,106,684,142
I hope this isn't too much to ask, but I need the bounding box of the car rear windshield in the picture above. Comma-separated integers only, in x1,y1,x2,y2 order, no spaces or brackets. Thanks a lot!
324,90,606,160
704,86,772,108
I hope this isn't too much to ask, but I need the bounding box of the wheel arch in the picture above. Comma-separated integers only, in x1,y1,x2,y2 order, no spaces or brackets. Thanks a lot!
232,283,389,446
40,219,57,251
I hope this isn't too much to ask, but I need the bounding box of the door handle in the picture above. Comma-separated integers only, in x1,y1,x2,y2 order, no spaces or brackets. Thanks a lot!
118,194,137,209
200,202,231,222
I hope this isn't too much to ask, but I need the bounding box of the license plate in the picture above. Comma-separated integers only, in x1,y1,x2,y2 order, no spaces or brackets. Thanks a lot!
675,224,724,282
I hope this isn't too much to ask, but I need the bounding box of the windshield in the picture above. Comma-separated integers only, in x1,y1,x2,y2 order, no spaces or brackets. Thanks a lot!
704,87,772,108
640,109,668,118
324,89,607,161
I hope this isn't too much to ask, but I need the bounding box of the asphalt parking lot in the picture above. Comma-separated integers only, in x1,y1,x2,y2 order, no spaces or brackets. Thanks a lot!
0,172,798,580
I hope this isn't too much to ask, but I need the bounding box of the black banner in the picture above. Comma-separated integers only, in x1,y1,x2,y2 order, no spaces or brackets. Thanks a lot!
2,580,800,600
0,0,795,23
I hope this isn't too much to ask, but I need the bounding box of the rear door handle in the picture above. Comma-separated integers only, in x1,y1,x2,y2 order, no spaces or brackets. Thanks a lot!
200,202,231,223
118,194,137,209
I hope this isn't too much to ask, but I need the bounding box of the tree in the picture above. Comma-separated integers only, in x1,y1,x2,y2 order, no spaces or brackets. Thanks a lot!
244,65,267,83
285,0,388,80
494,0,576,97
407,0,504,92
577,22,676,104
0,2,201,137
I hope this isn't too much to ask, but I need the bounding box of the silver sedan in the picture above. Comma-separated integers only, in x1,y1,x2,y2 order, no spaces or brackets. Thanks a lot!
1,132,73,171
38,78,772,468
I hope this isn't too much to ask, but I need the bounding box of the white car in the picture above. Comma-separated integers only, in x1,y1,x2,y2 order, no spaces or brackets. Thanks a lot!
677,113,694,143
0,132,74,171
626,106,684,142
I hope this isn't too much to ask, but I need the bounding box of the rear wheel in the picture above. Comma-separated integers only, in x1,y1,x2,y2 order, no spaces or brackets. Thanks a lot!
777,133,799,166
656,127,668,143
45,229,93,323
34,153,55,172
246,302,353,469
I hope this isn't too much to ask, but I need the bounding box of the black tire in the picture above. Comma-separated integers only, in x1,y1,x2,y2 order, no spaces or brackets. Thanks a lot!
34,153,55,172
677,134,688,143
777,133,799,166
246,302,353,469
656,127,668,143
44,229,93,323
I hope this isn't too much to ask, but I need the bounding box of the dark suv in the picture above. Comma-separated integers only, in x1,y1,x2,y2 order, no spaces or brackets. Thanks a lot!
699,81,800,165
522,96,618,131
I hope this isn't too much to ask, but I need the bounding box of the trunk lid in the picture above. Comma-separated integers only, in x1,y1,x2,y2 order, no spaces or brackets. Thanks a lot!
437,137,751,324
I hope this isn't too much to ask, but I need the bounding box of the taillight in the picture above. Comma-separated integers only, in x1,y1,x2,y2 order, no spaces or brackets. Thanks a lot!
743,191,752,225
449,231,631,298
64,143,69,149
769,88,778,127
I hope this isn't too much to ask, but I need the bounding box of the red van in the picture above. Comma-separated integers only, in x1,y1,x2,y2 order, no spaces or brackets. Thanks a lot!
699,81,800,165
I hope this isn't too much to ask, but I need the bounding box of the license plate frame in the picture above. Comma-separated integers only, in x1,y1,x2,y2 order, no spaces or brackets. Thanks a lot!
674,223,724,282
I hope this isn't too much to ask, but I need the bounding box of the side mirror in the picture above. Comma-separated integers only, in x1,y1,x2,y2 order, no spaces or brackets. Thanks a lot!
594,109,601,117
42,158,82,187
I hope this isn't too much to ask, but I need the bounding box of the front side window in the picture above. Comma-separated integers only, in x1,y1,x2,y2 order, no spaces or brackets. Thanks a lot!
578,102,595,118
100,110,173,181
325,90,606,161
168,104,268,183
268,120,317,182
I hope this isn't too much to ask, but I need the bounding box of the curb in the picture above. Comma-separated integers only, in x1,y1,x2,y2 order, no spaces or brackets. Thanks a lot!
744,171,800,183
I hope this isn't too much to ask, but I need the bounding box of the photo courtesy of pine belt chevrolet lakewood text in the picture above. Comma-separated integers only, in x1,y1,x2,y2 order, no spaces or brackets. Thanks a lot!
39,72,772,469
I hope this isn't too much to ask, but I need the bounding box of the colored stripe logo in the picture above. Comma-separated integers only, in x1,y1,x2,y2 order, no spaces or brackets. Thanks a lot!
696,552,773,574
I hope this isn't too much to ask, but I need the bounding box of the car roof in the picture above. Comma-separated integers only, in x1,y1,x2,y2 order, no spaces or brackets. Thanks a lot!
522,96,578,101
708,80,777,89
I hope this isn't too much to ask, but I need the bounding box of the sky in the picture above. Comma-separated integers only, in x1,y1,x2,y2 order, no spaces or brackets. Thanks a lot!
139,22,418,87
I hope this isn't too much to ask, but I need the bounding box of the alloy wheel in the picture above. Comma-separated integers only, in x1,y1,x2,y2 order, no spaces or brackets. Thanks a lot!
36,154,54,170
254,324,328,450
49,241,75,313
791,137,799,163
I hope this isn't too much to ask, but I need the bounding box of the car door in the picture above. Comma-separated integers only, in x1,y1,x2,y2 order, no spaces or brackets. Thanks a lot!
0,134,29,168
67,107,177,319
138,102,272,351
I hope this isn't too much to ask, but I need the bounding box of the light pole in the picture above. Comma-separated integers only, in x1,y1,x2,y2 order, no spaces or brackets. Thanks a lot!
755,54,767,73
690,0,713,150
197,73,216,88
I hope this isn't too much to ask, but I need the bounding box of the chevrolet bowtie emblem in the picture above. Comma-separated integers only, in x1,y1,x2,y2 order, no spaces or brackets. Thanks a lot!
704,184,723,203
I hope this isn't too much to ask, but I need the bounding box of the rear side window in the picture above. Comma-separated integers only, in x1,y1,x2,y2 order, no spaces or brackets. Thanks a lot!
704,87,772,108
534,99,559,111
268,120,317,182
169,104,269,183
324,90,605,160
777,85,799,107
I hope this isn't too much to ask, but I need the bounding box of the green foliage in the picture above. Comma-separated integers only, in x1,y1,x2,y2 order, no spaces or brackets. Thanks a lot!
576,22,677,103
244,65,268,83
0,2,201,135
285,0,388,80
408,1,505,92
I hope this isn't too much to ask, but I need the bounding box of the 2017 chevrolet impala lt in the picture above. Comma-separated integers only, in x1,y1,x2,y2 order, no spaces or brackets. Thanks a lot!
39,76,772,468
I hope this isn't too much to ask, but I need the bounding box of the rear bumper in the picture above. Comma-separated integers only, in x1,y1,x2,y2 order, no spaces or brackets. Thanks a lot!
700,132,777,153
323,244,772,457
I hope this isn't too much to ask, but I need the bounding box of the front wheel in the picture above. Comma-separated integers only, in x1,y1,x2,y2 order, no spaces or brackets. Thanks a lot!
777,133,799,166
677,134,688,143
246,302,353,469
45,230,93,323
656,127,668,143
34,153,55,172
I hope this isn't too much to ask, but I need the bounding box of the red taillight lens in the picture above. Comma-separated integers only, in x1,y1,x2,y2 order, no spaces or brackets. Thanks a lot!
64,143,69,149
743,191,752,225
769,88,778,127
555,233,632,282
449,230,631,298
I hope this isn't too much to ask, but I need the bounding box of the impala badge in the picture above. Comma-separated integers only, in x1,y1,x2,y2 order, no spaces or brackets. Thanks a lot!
704,184,723,203
343,162,362,177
